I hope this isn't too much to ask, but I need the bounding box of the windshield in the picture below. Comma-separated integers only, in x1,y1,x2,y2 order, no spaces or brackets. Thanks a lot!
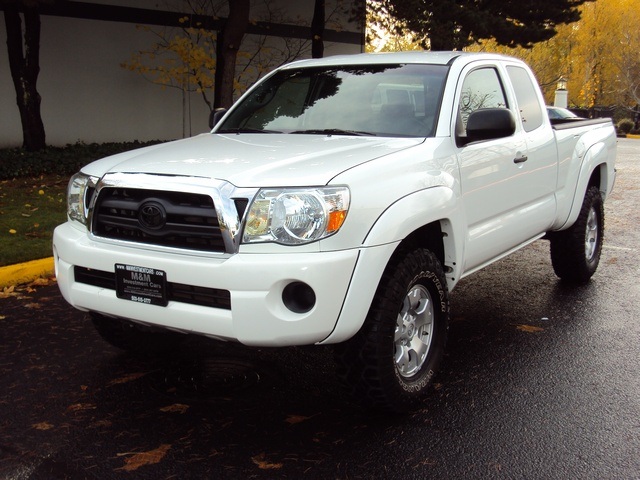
218,64,449,137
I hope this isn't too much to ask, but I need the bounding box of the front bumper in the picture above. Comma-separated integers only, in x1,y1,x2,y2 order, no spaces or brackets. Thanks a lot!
53,222,360,346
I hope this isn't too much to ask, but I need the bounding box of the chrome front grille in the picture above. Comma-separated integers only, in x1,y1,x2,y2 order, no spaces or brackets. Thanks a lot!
92,187,226,252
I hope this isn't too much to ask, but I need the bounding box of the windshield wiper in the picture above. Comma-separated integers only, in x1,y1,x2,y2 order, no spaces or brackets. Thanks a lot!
290,128,376,137
217,127,282,134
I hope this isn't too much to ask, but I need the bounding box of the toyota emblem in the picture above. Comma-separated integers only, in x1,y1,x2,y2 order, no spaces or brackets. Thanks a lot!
138,201,167,230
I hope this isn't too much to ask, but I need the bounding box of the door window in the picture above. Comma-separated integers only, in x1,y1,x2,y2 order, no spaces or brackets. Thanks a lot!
456,67,508,141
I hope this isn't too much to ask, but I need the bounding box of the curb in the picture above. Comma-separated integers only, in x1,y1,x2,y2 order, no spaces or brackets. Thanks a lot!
0,257,55,289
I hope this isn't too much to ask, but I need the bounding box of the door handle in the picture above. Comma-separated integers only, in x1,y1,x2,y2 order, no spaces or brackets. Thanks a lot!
514,155,528,164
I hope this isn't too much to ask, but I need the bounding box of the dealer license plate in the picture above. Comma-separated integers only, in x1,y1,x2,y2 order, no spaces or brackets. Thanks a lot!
115,264,167,306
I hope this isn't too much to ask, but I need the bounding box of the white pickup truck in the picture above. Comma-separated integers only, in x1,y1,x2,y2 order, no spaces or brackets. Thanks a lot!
53,52,616,411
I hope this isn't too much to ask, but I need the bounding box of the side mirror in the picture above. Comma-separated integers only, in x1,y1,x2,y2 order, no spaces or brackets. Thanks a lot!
465,108,516,143
209,108,228,129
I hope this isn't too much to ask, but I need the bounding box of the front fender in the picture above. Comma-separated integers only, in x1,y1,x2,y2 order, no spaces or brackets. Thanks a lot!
321,186,464,344
364,185,465,287
362,186,459,244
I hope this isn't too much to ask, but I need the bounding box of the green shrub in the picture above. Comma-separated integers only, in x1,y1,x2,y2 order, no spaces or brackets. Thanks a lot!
617,118,634,135
0,141,164,180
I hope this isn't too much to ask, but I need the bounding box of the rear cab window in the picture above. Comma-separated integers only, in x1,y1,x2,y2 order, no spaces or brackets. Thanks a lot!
506,66,544,132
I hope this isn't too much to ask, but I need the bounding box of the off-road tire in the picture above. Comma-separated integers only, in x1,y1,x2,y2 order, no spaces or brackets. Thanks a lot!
550,186,604,284
335,247,450,413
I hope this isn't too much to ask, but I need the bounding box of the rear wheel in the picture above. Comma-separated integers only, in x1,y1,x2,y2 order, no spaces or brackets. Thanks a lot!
90,312,185,353
550,185,604,284
335,247,449,412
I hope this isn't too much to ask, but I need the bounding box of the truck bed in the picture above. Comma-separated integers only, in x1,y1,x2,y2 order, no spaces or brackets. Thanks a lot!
550,117,612,129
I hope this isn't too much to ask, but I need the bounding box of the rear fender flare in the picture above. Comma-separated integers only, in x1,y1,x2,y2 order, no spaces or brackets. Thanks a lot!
559,142,610,230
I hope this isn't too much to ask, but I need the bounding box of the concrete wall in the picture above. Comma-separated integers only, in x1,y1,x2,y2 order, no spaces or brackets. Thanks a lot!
0,1,363,147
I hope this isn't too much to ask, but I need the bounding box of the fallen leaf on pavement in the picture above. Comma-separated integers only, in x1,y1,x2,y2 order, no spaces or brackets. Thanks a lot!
516,324,545,333
0,286,16,298
107,372,147,386
92,419,112,428
117,444,171,471
160,404,190,414
29,277,55,287
32,422,54,430
285,414,314,425
66,403,97,413
252,453,283,470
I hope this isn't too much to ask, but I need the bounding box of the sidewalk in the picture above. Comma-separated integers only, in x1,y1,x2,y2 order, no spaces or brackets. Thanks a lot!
0,257,55,289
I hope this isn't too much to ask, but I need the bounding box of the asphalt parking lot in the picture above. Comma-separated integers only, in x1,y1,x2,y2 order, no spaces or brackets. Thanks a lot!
1,138,639,479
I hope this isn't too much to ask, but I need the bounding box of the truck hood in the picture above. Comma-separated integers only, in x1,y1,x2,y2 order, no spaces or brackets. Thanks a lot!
83,133,424,187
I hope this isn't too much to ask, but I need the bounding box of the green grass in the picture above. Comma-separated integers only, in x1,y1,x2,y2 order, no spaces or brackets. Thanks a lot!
0,141,164,267
0,175,67,266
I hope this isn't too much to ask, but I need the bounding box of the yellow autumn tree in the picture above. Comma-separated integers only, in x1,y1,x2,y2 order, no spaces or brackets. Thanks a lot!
365,0,425,52
122,1,351,112
569,0,623,107
123,18,218,110
467,37,569,103
467,0,640,111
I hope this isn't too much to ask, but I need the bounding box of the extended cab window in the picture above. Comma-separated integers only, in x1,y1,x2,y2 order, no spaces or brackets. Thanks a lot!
506,66,544,132
219,64,448,137
456,67,508,139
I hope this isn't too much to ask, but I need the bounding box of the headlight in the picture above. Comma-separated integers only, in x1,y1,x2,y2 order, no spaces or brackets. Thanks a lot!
67,172,97,227
243,186,350,245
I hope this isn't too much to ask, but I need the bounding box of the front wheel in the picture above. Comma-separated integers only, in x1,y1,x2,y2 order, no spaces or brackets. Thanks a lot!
550,185,604,284
335,247,450,412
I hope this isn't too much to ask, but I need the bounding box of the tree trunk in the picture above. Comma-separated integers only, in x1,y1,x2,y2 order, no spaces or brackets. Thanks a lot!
214,0,249,109
311,0,325,58
4,3,46,151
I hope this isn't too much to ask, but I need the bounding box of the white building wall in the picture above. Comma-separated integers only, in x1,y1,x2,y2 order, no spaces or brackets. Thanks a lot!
0,1,363,148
